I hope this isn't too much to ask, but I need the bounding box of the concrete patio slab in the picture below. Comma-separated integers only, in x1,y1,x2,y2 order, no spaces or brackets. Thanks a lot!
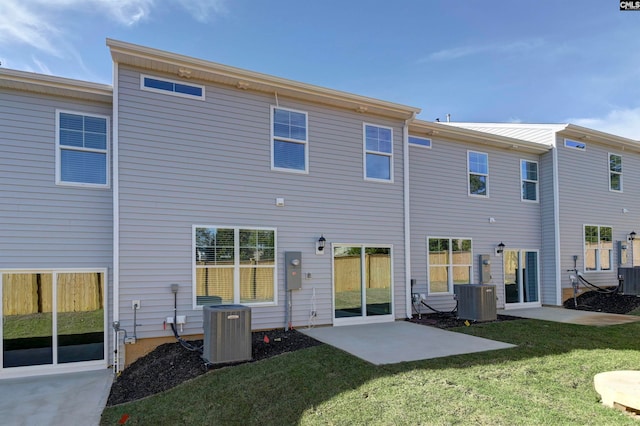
300,321,515,365
0,368,113,426
499,306,640,326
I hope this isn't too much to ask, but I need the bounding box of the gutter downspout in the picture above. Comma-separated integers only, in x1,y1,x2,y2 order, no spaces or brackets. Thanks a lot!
112,61,120,371
552,143,562,306
403,114,416,318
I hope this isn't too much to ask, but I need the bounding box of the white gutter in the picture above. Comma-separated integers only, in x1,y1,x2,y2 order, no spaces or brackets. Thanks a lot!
112,61,120,368
403,115,414,318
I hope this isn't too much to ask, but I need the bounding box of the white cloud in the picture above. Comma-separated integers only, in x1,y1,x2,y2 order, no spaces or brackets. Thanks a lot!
567,108,640,140
175,0,227,22
421,38,545,62
0,0,227,56
31,56,53,75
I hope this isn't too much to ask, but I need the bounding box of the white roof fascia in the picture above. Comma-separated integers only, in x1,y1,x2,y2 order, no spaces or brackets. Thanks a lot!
107,38,421,120
0,68,112,103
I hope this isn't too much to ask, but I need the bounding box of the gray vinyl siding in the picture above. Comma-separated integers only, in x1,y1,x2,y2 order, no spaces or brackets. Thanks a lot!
540,149,559,305
0,88,113,357
116,66,407,338
409,137,542,311
555,134,640,291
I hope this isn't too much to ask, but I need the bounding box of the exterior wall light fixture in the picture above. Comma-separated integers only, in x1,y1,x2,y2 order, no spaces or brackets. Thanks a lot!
316,235,326,255
496,242,505,255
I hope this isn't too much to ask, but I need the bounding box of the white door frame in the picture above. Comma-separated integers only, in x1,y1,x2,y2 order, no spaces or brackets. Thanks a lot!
503,249,542,309
332,243,394,326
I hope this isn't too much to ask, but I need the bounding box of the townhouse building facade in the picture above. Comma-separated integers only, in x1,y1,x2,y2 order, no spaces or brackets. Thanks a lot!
1,39,638,378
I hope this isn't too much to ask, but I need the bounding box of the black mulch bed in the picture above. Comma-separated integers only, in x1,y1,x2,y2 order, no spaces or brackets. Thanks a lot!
563,289,640,314
107,329,322,406
107,290,640,406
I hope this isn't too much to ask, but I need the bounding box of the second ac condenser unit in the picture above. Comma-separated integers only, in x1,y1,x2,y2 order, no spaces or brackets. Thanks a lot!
454,284,497,322
618,267,640,296
203,304,252,364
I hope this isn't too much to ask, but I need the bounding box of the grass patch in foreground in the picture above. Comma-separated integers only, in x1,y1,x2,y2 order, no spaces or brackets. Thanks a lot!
101,319,640,425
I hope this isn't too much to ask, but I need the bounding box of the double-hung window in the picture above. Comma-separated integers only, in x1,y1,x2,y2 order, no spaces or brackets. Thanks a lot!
609,153,622,192
194,226,276,306
271,107,308,172
364,124,393,182
521,160,539,202
584,225,612,271
427,238,472,294
468,151,488,196
56,111,109,187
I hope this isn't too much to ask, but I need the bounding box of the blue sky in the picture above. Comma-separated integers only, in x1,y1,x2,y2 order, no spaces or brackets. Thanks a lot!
2,0,640,138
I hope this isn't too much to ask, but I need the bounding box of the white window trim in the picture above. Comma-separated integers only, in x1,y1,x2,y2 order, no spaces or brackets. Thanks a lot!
520,159,539,203
408,135,432,149
564,138,586,151
583,224,613,272
270,106,309,174
55,109,110,189
467,150,489,197
192,225,278,308
140,74,205,100
363,123,394,183
426,237,473,295
0,268,108,372
608,152,623,193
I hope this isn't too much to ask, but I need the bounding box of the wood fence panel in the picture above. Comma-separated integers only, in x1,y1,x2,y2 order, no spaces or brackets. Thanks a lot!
57,272,103,313
3,272,101,315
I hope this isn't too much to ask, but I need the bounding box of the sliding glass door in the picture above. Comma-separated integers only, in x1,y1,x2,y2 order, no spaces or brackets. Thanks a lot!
504,250,540,307
333,245,393,325
2,271,105,371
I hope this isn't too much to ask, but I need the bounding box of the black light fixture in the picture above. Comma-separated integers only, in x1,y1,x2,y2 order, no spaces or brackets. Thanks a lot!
316,235,326,254
497,242,505,254
630,231,637,241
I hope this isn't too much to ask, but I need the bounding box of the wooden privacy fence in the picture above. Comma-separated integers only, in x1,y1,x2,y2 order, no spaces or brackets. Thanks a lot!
334,254,391,292
428,252,472,283
196,266,275,302
2,272,103,316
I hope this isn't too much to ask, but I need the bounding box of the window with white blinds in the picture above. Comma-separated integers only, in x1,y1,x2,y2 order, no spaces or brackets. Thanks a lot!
56,111,109,187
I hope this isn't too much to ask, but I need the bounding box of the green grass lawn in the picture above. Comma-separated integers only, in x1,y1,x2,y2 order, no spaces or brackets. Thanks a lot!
101,319,640,425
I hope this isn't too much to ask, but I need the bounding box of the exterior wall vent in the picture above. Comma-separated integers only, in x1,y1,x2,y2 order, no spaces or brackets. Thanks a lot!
203,304,252,364
454,284,497,322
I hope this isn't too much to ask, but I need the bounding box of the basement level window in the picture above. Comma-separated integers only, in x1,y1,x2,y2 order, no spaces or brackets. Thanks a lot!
564,139,586,151
141,75,205,99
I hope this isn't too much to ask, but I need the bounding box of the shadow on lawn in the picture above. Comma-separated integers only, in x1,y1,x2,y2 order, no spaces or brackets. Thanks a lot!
101,318,640,425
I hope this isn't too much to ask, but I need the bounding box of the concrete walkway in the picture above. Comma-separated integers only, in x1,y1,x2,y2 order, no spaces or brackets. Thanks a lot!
0,368,113,426
300,321,515,365
499,306,640,326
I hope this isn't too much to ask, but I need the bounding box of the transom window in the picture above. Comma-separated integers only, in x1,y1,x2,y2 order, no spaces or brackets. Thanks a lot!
564,139,586,151
428,238,472,294
521,160,539,202
408,135,432,148
271,107,308,172
141,75,204,99
364,124,393,182
609,153,622,192
584,225,612,271
56,111,109,187
194,227,276,306
468,151,488,197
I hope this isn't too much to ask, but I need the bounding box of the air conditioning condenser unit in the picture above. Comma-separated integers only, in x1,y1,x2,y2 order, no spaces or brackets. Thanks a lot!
454,284,497,322
203,304,252,364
